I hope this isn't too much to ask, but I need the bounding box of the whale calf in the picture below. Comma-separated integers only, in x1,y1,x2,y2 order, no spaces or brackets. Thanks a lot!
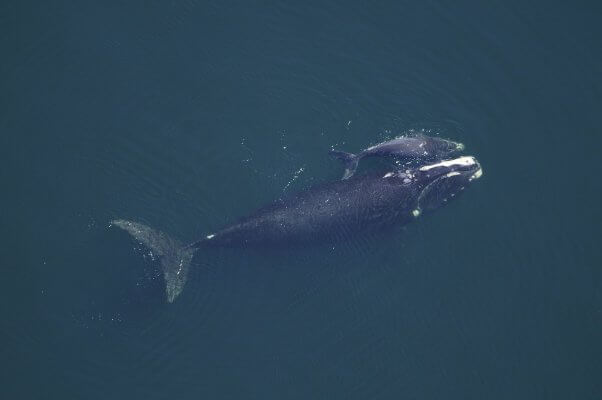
329,135,465,179
112,156,482,302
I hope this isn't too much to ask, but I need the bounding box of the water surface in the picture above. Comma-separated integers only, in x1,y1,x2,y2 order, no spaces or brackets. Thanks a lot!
2,1,601,399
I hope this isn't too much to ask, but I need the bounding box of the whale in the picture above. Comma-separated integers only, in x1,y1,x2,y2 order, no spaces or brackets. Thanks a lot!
329,135,465,179
112,156,482,302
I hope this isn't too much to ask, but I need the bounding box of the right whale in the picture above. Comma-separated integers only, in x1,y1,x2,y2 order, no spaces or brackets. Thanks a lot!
112,156,482,303
329,135,465,180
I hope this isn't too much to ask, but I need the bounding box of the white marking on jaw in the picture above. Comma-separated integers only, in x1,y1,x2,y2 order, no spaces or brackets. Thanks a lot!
469,168,483,181
445,171,461,177
419,156,477,171
206,234,215,239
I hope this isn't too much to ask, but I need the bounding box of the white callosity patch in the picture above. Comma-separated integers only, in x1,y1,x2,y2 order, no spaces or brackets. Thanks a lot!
419,156,477,171
412,209,421,217
383,171,415,185
206,234,215,239
470,168,483,181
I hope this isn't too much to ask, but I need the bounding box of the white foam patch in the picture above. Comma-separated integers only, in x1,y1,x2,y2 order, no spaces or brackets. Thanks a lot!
420,156,477,171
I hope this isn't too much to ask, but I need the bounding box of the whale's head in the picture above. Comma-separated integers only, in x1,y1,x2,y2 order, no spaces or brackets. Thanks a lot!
424,136,466,158
411,156,482,216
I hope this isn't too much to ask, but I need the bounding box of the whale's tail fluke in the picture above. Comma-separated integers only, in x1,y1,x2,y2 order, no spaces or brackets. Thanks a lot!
329,150,360,180
111,219,196,303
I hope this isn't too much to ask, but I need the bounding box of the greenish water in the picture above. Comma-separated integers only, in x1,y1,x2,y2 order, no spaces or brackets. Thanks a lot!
2,1,601,399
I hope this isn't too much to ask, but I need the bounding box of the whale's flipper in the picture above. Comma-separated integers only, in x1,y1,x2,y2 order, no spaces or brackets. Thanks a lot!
329,150,360,180
111,219,196,303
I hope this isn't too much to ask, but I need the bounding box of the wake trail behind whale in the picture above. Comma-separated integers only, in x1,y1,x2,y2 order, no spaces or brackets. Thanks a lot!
111,219,196,303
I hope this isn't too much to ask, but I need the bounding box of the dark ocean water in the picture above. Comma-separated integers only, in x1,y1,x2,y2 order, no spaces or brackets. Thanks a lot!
2,1,601,399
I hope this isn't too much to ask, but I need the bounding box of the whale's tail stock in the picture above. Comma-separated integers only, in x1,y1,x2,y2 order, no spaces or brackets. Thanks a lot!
111,219,196,303
328,150,359,180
